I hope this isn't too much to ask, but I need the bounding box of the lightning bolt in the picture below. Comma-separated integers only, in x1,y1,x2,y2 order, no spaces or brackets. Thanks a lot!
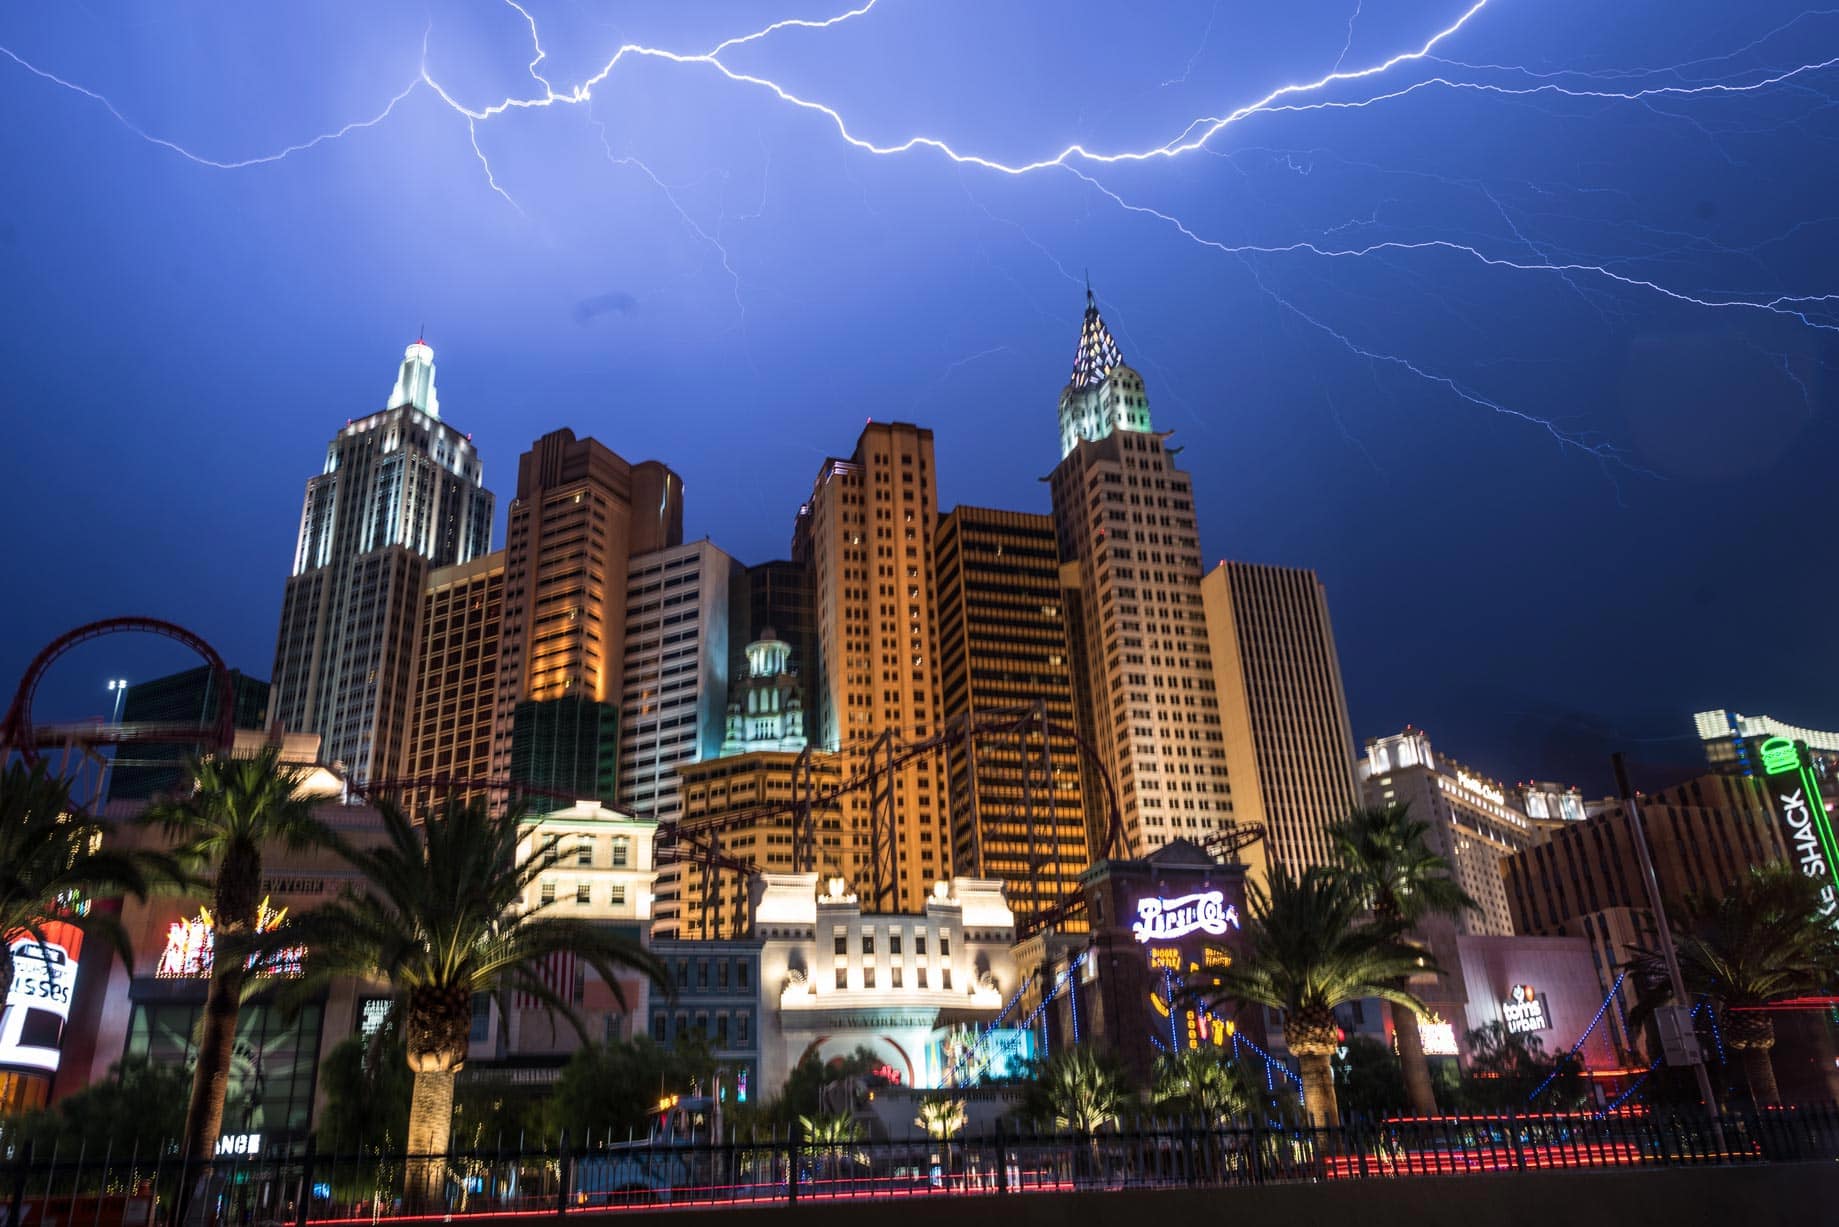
4,0,1835,468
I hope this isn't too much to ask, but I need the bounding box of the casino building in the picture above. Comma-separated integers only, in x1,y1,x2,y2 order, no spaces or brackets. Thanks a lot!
1021,840,1253,1085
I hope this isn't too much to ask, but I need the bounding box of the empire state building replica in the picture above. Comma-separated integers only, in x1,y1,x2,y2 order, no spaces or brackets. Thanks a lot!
1048,291,1235,855
267,341,495,784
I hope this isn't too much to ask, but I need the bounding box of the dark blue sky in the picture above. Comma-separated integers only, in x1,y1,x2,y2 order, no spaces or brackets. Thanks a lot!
2,1,1834,793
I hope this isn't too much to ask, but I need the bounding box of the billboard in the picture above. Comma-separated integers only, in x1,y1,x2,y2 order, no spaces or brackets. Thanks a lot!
1758,737,1839,922
0,921,84,1075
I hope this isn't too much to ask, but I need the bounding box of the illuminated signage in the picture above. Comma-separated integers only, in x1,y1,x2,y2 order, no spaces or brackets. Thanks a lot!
1759,737,1839,923
156,898,305,980
1132,891,1239,943
0,922,83,1074
1419,1013,1459,1056
1146,946,1182,971
216,1132,262,1158
357,997,393,1038
1455,771,1506,806
1502,984,1549,1035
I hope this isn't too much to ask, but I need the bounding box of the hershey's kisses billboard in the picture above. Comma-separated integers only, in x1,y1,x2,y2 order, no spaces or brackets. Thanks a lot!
1758,737,1839,922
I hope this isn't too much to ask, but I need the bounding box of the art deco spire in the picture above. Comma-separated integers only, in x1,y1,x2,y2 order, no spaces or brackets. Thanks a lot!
387,338,440,418
1068,285,1124,388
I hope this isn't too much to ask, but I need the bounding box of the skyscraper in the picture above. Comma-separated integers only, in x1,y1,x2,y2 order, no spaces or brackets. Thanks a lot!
1048,293,1234,855
617,540,740,826
934,506,1091,929
268,341,494,783
797,422,949,912
1202,560,1359,881
405,550,505,813
491,429,682,806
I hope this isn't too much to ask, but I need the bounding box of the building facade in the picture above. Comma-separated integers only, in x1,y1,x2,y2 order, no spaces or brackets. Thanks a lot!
492,428,682,806
669,751,847,941
649,938,763,1099
268,341,494,784
1696,708,1839,778
1202,560,1359,881
109,666,271,802
405,550,505,813
617,540,740,827
1504,771,1791,1056
508,800,660,1054
795,422,949,913
751,872,1017,1094
1048,293,1233,855
934,505,1091,930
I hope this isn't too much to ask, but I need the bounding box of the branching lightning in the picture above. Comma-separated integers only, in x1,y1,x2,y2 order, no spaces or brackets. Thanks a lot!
3,0,1835,467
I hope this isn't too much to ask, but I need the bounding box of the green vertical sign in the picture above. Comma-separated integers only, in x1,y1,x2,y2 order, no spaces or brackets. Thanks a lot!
1759,736,1839,923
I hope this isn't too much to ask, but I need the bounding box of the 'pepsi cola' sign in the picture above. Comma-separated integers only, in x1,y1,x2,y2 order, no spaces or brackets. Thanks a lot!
1131,891,1239,943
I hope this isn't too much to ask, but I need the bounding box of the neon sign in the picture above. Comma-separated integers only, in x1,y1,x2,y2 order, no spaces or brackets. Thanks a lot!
1132,891,1238,943
1419,1013,1458,1056
1759,737,1839,923
156,898,305,979
1502,984,1549,1035
0,922,83,1074
1456,771,1505,805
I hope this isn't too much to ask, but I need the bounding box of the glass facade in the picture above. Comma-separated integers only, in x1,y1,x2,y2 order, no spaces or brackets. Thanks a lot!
124,998,324,1140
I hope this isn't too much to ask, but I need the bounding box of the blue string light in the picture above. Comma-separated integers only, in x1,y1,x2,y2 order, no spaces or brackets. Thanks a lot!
1597,995,1714,1116
1528,970,1625,1102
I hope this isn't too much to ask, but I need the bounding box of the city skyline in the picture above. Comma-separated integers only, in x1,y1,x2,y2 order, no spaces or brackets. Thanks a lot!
3,2,1837,793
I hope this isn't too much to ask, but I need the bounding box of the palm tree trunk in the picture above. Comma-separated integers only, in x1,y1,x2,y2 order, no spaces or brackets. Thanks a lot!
1296,1052,1339,1128
1393,1003,1439,1116
182,967,243,1160
1739,1044,1781,1109
405,1065,457,1212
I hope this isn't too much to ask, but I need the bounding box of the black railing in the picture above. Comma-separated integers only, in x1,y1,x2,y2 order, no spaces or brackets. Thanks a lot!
5,1105,1838,1226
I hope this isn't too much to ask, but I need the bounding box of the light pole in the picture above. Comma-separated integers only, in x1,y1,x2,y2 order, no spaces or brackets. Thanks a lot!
106,678,129,723
1613,753,1720,1120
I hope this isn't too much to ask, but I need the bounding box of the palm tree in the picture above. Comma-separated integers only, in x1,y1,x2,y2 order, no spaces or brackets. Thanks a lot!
0,761,171,1001
1032,1046,1130,1135
915,1095,966,1177
798,1112,864,1183
1210,866,1429,1127
1628,863,1839,1108
141,745,329,1164
1152,1046,1250,1124
262,799,667,1210
1330,802,1477,1116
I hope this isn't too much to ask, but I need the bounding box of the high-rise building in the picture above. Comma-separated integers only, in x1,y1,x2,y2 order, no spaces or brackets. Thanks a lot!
934,505,1091,929
1202,560,1359,880
796,422,949,912
492,429,682,806
1695,708,1839,778
268,341,494,784
404,550,505,814
617,540,739,826
109,667,271,802
1359,729,1536,940
672,751,847,940
1048,292,1233,855
734,560,816,734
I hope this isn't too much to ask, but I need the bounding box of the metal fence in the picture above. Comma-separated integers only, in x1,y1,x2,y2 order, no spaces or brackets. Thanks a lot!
6,1105,1839,1227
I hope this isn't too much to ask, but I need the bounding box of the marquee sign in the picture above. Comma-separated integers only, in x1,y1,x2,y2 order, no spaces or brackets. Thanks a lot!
0,922,83,1074
1131,891,1239,943
1758,737,1839,923
1419,1013,1459,1056
156,898,305,979
1502,984,1550,1035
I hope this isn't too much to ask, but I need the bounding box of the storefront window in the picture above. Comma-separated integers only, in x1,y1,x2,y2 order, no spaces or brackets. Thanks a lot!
124,998,324,1140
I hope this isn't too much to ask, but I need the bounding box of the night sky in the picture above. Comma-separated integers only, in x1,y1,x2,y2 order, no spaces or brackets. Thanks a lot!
2,1,1834,795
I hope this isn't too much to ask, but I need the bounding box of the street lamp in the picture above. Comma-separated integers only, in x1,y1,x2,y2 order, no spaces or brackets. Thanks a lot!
106,678,129,723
